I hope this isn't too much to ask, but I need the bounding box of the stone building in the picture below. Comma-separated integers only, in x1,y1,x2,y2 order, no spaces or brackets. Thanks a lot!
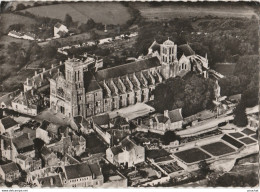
50,39,209,118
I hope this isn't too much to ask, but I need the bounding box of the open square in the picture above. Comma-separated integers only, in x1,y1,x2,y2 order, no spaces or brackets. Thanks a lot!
201,142,235,156
174,148,211,164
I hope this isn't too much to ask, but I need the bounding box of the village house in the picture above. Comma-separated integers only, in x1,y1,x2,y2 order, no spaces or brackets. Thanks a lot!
0,116,20,137
36,120,61,144
1,133,35,162
11,89,42,116
36,174,63,187
8,30,23,39
62,162,104,187
23,32,37,40
41,146,60,167
54,23,69,38
16,154,42,172
70,116,92,134
0,162,20,182
106,137,145,168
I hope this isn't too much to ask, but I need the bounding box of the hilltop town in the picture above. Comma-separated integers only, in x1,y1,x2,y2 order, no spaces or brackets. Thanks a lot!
0,1,258,188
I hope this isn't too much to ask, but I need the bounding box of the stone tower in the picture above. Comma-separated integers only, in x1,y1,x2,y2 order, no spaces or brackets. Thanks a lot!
65,58,86,117
160,38,178,79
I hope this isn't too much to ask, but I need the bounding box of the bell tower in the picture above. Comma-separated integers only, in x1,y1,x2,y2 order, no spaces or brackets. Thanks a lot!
160,38,178,79
65,58,86,117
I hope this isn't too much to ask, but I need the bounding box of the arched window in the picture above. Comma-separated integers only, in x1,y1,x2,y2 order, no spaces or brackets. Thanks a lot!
182,63,184,69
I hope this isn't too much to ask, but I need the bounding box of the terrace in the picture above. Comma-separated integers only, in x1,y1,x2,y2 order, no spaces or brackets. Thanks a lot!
239,137,257,145
229,132,244,139
242,128,255,136
174,148,211,164
221,135,244,149
200,141,236,157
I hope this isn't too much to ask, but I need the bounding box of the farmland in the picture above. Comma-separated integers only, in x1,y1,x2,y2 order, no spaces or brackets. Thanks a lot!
133,2,257,21
0,13,36,34
20,2,131,25
201,142,235,156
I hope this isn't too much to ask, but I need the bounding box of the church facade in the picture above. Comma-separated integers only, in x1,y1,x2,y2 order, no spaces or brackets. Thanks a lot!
49,39,209,118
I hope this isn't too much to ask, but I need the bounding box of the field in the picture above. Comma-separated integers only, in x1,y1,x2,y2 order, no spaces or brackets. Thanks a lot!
134,2,257,21
174,148,211,164
239,137,257,145
21,2,131,25
0,13,36,34
201,142,235,156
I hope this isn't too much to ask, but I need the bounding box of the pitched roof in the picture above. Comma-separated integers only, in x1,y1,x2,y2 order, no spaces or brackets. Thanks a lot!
54,22,65,28
0,162,19,174
84,72,101,92
94,57,161,82
92,114,110,126
12,133,34,153
41,146,52,157
64,162,92,180
178,44,195,57
120,137,136,151
89,163,102,177
38,174,63,187
156,114,169,124
40,120,50,130
168,108,183,123
110,146,123,156
0,116,19,129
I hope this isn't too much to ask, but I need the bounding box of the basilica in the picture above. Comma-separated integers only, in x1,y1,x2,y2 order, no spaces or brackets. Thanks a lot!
49,39,209,118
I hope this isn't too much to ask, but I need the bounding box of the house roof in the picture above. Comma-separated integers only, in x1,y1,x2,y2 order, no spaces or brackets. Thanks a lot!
92,114,110,126
89,163,102,177
94,57,161,82
110,146,123,156
12,133,34,153
0,162,19,174
84,72,101,92
0,116,19,129
178,44,195,57
38,174,63,187
41,146,52,157
168,108,183,123
61,154,80,165
16,154,29,161
54,22,65,28
40,120,50,130
156,114,169,124
120,137,136,151
64,162,93,180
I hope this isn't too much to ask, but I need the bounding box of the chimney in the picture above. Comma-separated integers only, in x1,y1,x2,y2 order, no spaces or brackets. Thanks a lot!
51,64,54,69
34,71,37,76
164,110,169,118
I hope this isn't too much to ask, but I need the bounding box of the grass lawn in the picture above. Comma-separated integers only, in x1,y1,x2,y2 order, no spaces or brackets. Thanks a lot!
242,128,255,136
21,2,131,25
174,148,211,164
229,132,244,138
201,142,235,156
239,137,257,145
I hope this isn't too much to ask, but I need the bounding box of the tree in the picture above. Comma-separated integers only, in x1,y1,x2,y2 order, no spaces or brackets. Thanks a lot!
233,101,248,127
64,14,73,27
16,3,26,11
139,170,148,178
198,160,212,177
162,131,180,145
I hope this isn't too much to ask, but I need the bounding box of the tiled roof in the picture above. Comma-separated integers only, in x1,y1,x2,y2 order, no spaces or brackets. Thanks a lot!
64,162,93,180
84,72,101,93
178,44,195,57
156,114,169,124
94,57,160,82
92,114,110,126
12,133,34,153
0,162,19,174
0,116,19,129
168,109,183,123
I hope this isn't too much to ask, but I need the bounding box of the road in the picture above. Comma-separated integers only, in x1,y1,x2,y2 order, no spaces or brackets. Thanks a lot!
177,105,258,137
